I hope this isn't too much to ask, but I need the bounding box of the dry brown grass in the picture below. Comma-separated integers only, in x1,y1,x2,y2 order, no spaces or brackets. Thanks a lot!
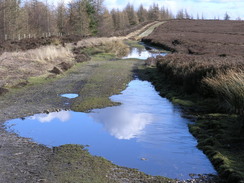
76,37,129,57
203,70,244,116
0,45,74,87
156,54,244,93
11,45,73,62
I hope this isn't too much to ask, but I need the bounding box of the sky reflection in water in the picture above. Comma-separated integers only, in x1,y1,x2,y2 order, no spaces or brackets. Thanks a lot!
5,79,216,179
123,47,168,60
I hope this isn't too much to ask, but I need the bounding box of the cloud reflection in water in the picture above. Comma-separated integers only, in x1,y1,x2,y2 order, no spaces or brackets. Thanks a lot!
90,107,153,140
30,111,71,123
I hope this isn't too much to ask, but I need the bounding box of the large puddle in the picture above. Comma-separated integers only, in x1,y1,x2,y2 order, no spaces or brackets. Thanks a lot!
5,78,216,179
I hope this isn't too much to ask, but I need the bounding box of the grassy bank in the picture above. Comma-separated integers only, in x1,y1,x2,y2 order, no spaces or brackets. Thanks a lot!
137,65,244,183
47,144,173,183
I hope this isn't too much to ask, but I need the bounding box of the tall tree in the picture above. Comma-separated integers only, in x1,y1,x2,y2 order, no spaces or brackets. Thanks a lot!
148,3,160,20
57,1,67,34
224,12,230,20
137,4,148,23
176,9,184,19
97,8,114,36
125,3,138,26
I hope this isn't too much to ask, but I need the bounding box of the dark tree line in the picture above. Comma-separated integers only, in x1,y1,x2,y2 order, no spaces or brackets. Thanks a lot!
0,0,173,40
0,0,175,40
2,1,234,41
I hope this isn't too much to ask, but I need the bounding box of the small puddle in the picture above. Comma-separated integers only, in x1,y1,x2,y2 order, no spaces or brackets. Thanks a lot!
60,93,79,99
5,79,216,179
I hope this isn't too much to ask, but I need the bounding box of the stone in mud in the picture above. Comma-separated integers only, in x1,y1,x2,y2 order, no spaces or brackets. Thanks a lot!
49,66,62,74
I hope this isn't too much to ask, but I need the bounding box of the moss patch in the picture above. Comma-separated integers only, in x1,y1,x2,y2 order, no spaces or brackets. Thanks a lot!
171,98,195,107
48,144,115,183
71,59,141,112
48,144,174,183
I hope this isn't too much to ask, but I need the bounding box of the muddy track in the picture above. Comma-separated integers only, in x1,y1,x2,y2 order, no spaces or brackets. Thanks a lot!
0,22,177,183
1,58,176,182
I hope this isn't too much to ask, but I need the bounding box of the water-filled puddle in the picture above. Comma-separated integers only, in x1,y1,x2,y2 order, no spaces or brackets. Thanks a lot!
123,47,168,60
5,79,216,180
60,93,79,99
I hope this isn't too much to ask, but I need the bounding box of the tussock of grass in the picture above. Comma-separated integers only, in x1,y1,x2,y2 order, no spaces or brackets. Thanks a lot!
76,38,129,57
203,70,244,116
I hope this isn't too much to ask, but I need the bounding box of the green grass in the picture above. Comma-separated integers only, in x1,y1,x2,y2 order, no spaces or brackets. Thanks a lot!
124,40,145,48
48,144,173,183
171,98,195,107
92,52,116,61
71,59,141,112
189,114,244,182
49,144,115,183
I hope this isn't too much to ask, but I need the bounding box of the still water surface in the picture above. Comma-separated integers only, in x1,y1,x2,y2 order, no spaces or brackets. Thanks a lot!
123,46,168,60
5,78,216,179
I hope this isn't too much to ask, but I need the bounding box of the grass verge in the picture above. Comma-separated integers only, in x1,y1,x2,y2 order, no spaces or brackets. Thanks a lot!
48,144,174,183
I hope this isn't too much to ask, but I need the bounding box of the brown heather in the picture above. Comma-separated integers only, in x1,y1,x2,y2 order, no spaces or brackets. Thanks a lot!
144,20,244,116
156,54,244,94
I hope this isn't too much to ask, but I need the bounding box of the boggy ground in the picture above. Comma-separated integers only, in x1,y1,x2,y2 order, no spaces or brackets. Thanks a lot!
141,20,244,182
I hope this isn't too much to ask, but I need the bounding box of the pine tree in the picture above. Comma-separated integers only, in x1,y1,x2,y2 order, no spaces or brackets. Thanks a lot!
224,12,230,20
137,4,147,23
97,8,114,36
57,1,67,34
125,3,138,26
